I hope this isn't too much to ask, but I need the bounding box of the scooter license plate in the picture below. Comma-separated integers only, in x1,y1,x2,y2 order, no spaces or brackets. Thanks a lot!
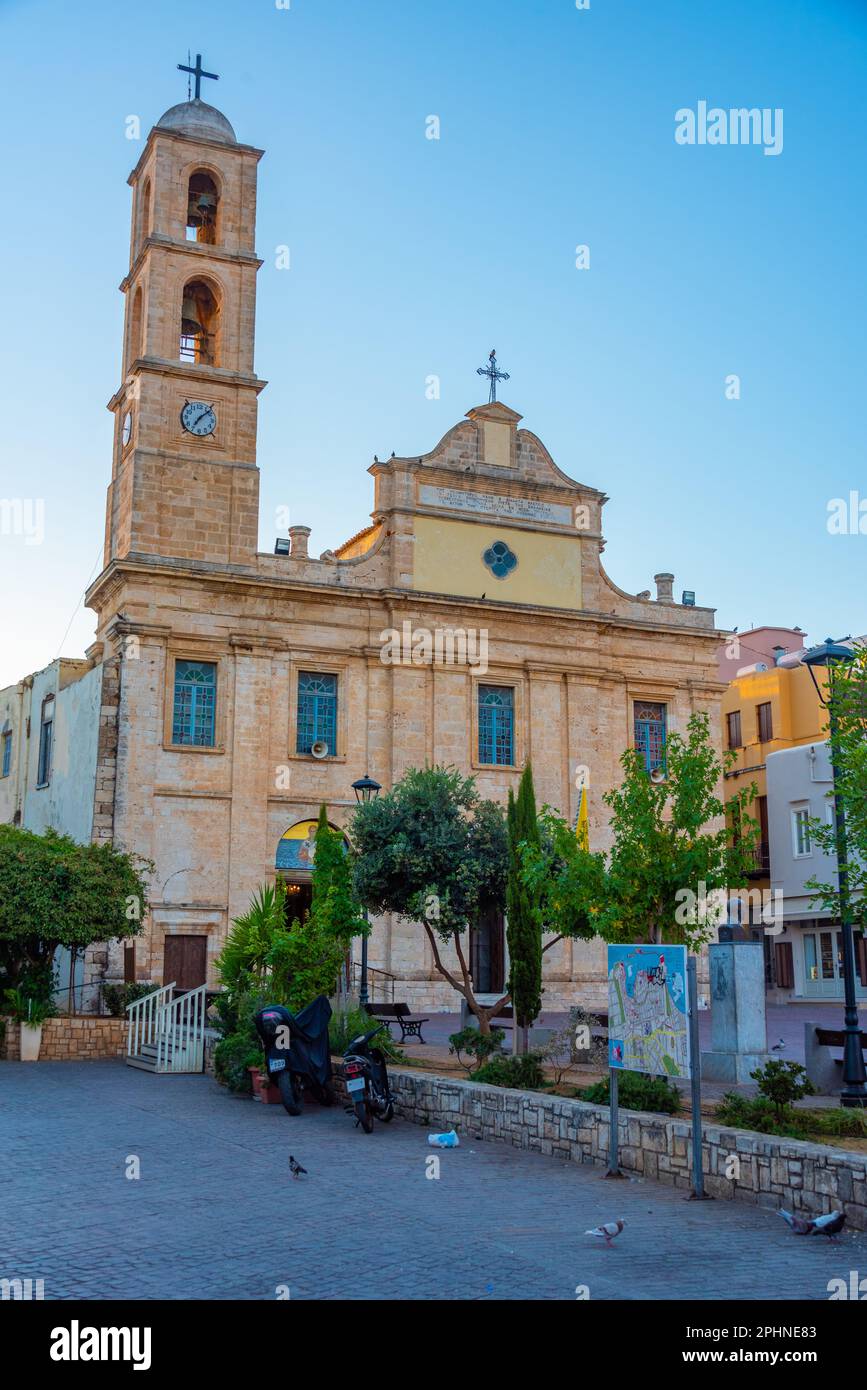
346,1076,365,1092
270,1058,286,1072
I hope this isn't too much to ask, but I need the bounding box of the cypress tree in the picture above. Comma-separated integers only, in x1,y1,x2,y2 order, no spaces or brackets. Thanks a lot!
506,764,542,1043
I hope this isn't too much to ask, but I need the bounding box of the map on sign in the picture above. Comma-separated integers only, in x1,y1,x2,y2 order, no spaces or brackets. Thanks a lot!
607,944,691,1079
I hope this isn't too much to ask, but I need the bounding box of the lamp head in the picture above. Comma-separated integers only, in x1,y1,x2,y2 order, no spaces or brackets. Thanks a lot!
351,774,382,805
802,637,853,669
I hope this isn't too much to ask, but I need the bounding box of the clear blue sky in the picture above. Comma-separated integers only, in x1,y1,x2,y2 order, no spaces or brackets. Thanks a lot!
1,0,865,688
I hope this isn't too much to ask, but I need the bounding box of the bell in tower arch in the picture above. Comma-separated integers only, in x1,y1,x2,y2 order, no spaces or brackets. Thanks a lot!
186,171,219,244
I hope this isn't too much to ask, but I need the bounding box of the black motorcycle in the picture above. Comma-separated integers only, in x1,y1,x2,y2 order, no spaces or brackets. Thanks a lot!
342,1024,395,1133
254,995,336,1116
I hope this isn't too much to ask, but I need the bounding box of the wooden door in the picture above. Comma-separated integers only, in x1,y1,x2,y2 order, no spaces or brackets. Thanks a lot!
163,935,208,992
470,909,505,994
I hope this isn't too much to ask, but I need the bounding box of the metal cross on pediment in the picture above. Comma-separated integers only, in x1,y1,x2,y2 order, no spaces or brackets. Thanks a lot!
476,349,510,403
178,52,219,101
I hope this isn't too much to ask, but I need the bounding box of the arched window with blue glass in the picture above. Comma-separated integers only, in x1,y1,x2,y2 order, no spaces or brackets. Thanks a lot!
297,671,337,755
478,685,515,766
172,660,217,747
633,700,667,774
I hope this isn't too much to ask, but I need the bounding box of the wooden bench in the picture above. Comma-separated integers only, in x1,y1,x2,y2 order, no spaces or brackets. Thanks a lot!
363,1001,429,1044
805,1022,867,1093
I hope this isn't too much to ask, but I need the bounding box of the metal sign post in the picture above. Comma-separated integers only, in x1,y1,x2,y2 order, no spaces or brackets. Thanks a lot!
687,956,706,1200
606,1066,622,1178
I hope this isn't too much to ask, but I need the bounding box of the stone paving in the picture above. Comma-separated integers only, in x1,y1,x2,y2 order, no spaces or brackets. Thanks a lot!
2,1060,866,1301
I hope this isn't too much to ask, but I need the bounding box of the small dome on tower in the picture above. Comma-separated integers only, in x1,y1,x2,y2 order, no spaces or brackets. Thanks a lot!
155,98,237,145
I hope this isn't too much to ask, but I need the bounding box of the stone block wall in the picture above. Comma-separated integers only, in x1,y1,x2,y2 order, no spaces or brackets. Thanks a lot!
385,1068,867,1231
0,1017,125,1061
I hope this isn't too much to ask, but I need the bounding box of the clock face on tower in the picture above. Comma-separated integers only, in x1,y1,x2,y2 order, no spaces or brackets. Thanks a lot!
180,401,217,437
121,410,132,448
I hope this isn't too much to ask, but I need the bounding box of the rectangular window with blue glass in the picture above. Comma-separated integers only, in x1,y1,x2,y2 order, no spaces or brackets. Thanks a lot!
1,727,11,778
172,660,217,747
296,671,337,754
478,685,514,766
633,700,667,774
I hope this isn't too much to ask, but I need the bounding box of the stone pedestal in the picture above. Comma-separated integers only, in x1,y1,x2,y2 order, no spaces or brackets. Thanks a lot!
701,941,771,1084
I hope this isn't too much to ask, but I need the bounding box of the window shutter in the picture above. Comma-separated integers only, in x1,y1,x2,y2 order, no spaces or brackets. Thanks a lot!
856,932,867,988
775,941,794,989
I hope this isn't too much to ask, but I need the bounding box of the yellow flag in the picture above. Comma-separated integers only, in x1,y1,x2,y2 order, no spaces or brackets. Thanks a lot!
576,785,589,850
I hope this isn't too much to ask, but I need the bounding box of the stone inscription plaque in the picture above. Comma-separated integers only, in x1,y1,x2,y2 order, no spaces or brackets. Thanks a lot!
418,483,572,526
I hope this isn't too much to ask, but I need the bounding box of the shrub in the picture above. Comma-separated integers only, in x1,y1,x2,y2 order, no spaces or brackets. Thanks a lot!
579,1071,682,1115
214,1033,263,1096
750,1058,814,1121
103,982,157,1017
3,986,57,1027
473,1051,546,1090
448,1026,505,1074
715,1092,866,1142
329,1006,400,1060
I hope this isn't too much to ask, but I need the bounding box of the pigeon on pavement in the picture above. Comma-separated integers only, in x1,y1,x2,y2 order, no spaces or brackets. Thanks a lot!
810,1210,846,1240
585,1219,626,1247
780,1208,845,1239
289,1155,308,1179
779,1209,813,1235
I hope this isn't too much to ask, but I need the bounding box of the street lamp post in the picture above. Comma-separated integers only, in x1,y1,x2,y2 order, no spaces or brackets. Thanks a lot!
351,774,381,1007
802,638,867,1108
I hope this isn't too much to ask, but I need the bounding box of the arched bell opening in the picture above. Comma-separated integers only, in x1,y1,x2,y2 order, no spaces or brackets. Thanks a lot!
185,170,219,245
179,278,220,366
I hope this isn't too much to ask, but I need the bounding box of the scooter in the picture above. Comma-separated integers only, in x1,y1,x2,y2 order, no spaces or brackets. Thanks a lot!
342,1024,395,1133
254,995,336,1116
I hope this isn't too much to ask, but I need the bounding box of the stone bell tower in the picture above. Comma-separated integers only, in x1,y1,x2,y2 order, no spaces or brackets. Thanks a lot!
104,62,266,568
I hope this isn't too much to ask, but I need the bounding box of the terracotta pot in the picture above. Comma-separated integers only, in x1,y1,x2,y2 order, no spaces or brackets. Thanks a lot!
19,1023,43,1062
248,1066,282,1103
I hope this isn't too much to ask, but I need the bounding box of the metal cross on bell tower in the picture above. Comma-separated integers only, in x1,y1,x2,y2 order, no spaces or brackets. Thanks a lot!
177,52,220,101
476,349,510,403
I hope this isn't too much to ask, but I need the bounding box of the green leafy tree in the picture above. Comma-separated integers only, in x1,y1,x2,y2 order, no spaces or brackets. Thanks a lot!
806,645,867,930
215,882,286,995
506,765,543,1048
351,765,509,1032
522,712,758,950
310,805,366,943
0,825,150,996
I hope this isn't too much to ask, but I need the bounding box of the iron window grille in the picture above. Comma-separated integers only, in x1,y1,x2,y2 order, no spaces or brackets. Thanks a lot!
172,661,217,746
297,672,337,754
478,685,515,766
634,700,667,774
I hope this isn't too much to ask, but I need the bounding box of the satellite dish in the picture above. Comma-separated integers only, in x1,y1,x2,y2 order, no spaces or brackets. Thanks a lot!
310,740,329,760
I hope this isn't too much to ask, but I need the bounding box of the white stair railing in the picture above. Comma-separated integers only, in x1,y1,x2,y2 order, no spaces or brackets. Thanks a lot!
126,983,176,1058
156,985,208,1073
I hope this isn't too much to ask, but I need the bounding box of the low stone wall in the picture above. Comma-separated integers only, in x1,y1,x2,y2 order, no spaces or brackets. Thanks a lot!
387,1068,867,1231
0,1016,125,1062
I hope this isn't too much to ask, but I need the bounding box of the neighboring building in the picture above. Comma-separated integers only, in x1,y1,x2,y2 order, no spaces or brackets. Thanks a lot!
721,631,825,983
717,625,807,684
0,657,110,1007
766,740,867,1004
2,87,728,1011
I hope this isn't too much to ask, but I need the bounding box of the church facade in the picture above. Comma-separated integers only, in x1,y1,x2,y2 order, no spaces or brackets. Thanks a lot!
2,92,726,1011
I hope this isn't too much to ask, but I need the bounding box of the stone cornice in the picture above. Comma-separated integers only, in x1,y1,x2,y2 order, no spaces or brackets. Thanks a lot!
86,557,724,644
107,357,266,410
120,235,263,291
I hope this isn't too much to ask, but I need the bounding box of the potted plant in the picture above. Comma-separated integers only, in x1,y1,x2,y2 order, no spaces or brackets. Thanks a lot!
3,988,57,1062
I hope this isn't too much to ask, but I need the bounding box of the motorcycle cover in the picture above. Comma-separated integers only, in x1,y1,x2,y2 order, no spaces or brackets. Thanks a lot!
274,994,333,1087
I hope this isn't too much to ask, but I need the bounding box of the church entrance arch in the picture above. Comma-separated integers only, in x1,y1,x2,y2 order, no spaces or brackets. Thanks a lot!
275,818,347,925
